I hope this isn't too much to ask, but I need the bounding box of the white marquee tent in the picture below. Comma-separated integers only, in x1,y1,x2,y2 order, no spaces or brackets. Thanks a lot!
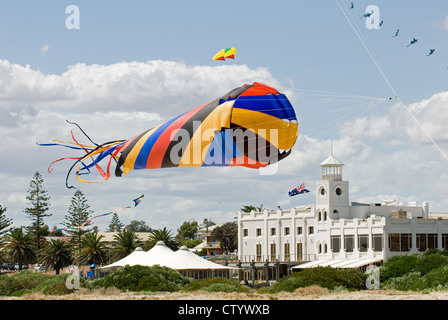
99,242,236,279
99,246,146,272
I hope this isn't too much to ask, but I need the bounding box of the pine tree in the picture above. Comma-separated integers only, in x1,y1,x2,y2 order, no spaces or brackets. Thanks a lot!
63,190,93,252
24,171,51,250
107,212,124,232
0,205,13,235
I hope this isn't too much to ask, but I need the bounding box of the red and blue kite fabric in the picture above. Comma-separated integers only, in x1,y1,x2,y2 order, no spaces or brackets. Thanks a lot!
40,82,298,188
289,183,310,197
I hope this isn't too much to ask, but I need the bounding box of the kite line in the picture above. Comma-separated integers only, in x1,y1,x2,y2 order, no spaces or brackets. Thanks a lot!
49,194,144,232
334,0,448,162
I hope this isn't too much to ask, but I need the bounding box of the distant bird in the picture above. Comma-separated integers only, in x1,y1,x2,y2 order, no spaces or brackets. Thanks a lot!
392,29,399,38
426,49,435,56
407,37,418,47
350,2,354,9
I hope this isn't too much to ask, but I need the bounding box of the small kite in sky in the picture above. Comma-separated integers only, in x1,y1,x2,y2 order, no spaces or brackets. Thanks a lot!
407,38,418,47
49,194,144,232
392,29,399,38
426,49,435,56
350,2,354,9
212,47,236,61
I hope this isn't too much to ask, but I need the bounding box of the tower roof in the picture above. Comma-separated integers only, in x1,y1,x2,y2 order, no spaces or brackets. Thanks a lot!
320,141,343,166
320,154,344,166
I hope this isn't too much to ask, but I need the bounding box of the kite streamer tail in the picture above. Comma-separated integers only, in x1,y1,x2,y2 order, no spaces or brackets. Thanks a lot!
49,195,144,232
37,121,127,188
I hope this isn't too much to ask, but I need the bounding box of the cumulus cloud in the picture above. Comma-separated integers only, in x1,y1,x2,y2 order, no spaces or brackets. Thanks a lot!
0,59,281,116
1,58,448,233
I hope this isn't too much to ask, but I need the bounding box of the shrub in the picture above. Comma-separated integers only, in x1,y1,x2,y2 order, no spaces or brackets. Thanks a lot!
183,277,250,293
379,254,420,282
382,271,425,291
33,274,85,295
90,265,191,292
0,270,86,296
416,253,448,276
266,267,366,293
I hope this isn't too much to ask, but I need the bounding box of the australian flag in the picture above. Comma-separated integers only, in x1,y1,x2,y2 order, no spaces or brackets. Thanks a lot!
288,183,310,197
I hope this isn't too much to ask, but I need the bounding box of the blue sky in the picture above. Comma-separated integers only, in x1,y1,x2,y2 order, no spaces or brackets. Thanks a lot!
0,1,447,232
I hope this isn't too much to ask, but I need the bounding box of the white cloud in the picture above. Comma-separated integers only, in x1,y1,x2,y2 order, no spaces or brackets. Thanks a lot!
41,44,49,55
1,58,448,233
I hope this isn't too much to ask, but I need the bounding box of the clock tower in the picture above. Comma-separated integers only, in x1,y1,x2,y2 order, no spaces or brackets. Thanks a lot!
315,144,349,220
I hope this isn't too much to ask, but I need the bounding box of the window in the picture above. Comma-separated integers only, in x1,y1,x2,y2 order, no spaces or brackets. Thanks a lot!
243,229,248,237
344,235,354,252
335,187,342,196
323,210,327,221
320,187,326,196
331,235,341,253
417,233,438,252
443,234,448,250
256,228,262,237
270,228,276,236
317,211,322,221
309,226,314,235
358,234,368,252
284,227,290,236
256,244,262,262
373,234,383,252
297,243,303,261
284,243,290,261
270,243,276,261
389,233,412,252
297,226,303,235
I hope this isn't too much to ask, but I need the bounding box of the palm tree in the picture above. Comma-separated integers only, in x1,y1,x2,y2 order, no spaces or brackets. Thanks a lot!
38,239,72,275
75,233,108,266
240,204,264,213
146,227,179,251
110,230,142,261
3,228,36,270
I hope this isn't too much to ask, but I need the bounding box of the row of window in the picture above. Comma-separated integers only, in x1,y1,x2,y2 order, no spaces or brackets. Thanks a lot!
255,243,305,262
331,234,383,253
388,233,448,252
242,226,314,237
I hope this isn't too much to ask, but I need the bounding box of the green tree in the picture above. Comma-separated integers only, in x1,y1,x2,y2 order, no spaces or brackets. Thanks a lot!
146,227,179,251
240,204,264,212
125,220,152,232
24,171,51,250
38,239,72,275
3,228,36,270
106,212,125,232
201,218,215,233
110,230,143,261
176,221,198,242
63,190,93,252
0,205,13,235
75,233,108,266
211,222,238,253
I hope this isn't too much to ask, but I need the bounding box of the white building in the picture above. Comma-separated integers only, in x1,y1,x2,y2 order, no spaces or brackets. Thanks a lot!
237,149,448,280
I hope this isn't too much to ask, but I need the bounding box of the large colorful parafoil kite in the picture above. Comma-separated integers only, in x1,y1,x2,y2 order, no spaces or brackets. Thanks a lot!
40,82,298,188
